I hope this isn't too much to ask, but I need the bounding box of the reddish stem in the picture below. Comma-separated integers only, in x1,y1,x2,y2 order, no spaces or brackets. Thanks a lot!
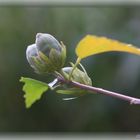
58,77,140,105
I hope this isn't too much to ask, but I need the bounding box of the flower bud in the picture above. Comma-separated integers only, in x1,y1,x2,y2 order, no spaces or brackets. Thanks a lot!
62,67,92,86
56,66,92,96
36,33,61,54
26,44,48,74
26,33,66,74
26,44,37,67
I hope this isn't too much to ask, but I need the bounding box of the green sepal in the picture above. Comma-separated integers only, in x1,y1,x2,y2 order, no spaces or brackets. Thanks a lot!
60,41,66,67
31,56,47,74
38,51,56,73
49,48,62,69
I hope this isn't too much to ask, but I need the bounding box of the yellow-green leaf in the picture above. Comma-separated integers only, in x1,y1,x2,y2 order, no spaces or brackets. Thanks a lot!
20,77,49,108
76,35,140,59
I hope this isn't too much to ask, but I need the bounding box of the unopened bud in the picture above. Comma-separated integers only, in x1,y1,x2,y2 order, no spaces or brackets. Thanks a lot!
26,33,66,74
62,67,92,86
56,66,92,95
36,33,61,54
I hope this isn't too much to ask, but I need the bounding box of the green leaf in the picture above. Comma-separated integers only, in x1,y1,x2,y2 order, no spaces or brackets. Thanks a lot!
56,89,77,94
20,77,49,108
56,88,86,95
56,88,86,101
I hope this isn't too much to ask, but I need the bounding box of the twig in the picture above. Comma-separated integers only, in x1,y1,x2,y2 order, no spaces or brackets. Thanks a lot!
58,76,140,105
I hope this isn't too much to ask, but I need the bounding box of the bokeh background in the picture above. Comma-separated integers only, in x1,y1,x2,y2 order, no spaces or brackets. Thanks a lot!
0,6,140,132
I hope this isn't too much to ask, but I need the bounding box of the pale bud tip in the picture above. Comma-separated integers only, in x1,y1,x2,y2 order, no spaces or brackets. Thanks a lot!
36,33,43,39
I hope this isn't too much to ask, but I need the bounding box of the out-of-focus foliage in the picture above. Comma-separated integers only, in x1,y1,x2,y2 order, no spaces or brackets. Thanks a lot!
0,6,140,132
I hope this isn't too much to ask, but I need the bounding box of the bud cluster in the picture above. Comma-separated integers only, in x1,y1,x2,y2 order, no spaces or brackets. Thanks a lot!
26,33,92,89
26,33,66,74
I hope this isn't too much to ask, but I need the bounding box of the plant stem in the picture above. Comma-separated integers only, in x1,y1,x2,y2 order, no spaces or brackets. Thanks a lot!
58,76,140,105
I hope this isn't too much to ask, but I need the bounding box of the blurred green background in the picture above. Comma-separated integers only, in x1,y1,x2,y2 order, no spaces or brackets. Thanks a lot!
0,6,140,132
